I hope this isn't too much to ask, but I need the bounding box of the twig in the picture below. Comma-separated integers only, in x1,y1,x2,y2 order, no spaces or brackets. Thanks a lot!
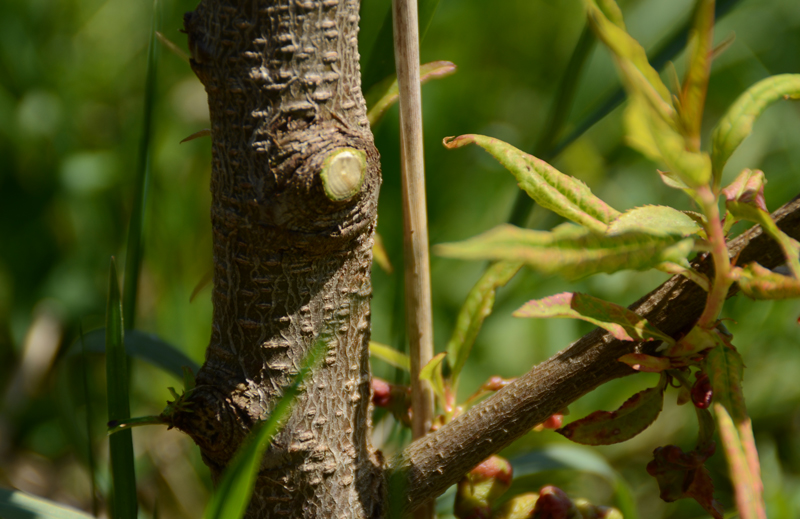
392,0,435,441
392,2,435,516
387,194,800,517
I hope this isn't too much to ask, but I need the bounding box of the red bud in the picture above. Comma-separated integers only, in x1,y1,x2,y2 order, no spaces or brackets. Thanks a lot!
691,372,713,409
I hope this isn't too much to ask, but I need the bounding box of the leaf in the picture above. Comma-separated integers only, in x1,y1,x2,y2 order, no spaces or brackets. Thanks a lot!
607,205,702,237
447,261,522,389
443,134,620,233
0,487,96,519
366,61,456,127
203,337,325,519
585,0,676,132
704,332,746,422
369,341,410,371
645,443,723,518
663,325,717,357
70,328,200,379
435,223,694,281
624,95,712,187
714,404,765,519
711,73,800,184
557,374,667,445
618,353,674,372
723,169,800,278
419,352,448,411
514,292,674,345
105,259,138,519
372,232,394,274
735,263,800,300
679,0,715,150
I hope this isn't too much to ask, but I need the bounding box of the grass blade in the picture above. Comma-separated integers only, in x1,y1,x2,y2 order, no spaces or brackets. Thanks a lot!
0,487,95,519
72,328,200,379
105,258,137,519
203,338,326,519
123,0,160,329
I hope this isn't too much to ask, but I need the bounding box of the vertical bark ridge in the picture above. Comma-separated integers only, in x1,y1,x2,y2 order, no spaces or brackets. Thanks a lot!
174,1,383,517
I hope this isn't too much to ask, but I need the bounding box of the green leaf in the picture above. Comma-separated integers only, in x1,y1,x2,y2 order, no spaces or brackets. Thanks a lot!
584,0,674,120
70,328,200,379
443,134,619,233
711,73,800,185
735,262,800,300
203,336,325,519
366,61,456,127
679,0,715,150
705,333,745,421
123,3,160,329
435,223,694,281
557,374,668,445
514,292,674,345
607,205,702,237
723,169,800,278
105,259,138,519
419,352,448,411
0,487,95,519
372,232,394,274
369,341,411,371
663,325,717,357
624,95,712,187
447,261,522,389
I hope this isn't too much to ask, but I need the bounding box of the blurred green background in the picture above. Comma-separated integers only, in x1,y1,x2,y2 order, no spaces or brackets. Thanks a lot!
1,0,799,517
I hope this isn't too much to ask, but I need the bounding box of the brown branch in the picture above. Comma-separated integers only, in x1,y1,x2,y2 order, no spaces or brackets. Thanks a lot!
386,194,800,517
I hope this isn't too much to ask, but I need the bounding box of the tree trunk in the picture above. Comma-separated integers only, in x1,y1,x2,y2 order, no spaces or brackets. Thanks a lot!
175,1,384,517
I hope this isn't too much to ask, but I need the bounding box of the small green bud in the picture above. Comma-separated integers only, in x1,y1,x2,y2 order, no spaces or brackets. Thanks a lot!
492,493,539,519
320,148,366,201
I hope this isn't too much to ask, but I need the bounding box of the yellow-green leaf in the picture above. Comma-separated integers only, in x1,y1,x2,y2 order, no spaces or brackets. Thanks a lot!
514,292,674,345
369,341,410,371
607,205,702,237
443,134,619,233
711,74,800,185
734,263,800,300
447,261,522,389
680,0,715,151
366,61,456,127
435,223,694,281
419,352,448,411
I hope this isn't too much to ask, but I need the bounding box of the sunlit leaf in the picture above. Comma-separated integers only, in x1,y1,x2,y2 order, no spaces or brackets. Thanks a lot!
443,134,619,233
105,259,138,519
734,263,800,300
711,73,800,184
372,232,394,274
618,353,674,372
435,223,694,281
723,169,800,277
607,205,702,237
369,341,411,371
203,337,325,519
679,0,715,151
419,352,448,411
624,96,712,187
0,487,95,519
584,0,674,121
646,443,723,518
447,261,522,389
366,61,456,127
72,328,200,379
514,292,674,345
557,374,667,445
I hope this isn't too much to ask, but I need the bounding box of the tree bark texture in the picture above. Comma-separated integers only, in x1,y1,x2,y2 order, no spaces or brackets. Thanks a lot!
175,1,383,518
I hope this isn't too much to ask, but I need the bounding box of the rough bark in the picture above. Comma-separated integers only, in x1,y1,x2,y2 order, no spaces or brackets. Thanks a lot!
174,1,383,518
387,195,800,517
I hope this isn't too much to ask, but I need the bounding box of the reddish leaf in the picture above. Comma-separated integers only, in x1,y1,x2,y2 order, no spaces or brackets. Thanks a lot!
646,443,723,518
515,292,674,344
735,263,800,300
557,374,667,445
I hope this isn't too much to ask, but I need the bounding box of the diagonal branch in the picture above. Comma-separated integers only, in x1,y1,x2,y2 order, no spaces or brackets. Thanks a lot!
387,194,800,517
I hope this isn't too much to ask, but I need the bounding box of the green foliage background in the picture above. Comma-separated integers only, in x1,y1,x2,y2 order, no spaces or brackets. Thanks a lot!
1,0,799,517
